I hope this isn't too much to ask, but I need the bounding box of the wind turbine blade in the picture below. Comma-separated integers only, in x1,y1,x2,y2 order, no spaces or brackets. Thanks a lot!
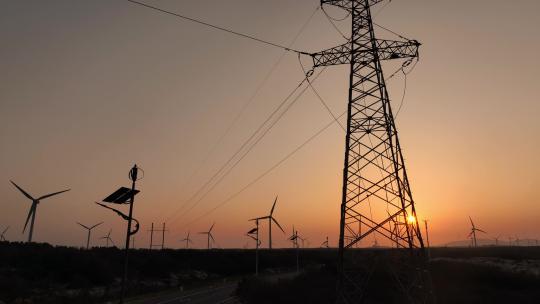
2,226,9,234
10,180,34,200
23,203,36,233
249,217,266,221
468,231,474,238
210,233,215,242
270,196,278,215
90,222,104,230
272,217,285,233
107,229,112,237
476,229,487,234
77,222,90,229
209,222,215,232
38,189,70,200
469,216,475,228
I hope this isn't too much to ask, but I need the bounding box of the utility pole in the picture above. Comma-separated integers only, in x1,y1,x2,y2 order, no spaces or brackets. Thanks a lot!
161,222,168,249
148,223,154,249
148,222,168,249
120,164,141,303
424,219,431,259
308,1,430,302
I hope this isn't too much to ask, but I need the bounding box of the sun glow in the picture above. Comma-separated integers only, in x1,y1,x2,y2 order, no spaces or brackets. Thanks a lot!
407,215,417,224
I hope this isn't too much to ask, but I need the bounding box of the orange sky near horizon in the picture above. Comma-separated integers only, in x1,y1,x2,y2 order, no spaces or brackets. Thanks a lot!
1,0,539,249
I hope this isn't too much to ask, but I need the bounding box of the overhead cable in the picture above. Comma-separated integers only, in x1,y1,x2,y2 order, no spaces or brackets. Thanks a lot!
173,62,415,229
155,5,320,222
126,0,308,54
177,109,347,231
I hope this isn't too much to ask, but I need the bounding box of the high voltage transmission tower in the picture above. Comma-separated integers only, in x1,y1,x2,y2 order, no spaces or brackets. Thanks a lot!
308,0,431,303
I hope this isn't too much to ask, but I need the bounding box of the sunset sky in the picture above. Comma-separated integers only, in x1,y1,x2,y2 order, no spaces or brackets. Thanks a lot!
1,0,539,249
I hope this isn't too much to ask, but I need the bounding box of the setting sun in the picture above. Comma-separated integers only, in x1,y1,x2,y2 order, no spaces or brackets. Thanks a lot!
407,215,417,224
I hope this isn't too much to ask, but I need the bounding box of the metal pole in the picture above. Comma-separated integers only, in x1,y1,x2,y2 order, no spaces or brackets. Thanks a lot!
161,222,165,250
28,203,36,243
256,219,259,276
149,223,154,249
120,164,138,304
424,220,431,259
269,217,272,249
86,230,91,249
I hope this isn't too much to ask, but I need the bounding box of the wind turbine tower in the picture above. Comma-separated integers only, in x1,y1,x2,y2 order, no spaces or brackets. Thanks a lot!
199,222,216,250
77,222,103,249
0,226,9,241
321,236,329,248
249,196,285,249
181,231,193,249
10,180,70,242
100,229,115,247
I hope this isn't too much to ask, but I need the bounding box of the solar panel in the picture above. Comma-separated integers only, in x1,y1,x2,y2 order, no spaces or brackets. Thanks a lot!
103,187,139,204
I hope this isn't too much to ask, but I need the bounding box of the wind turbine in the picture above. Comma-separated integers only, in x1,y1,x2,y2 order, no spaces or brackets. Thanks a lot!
249,196,285,249
199,222,216,250
468,216,486,247
288,226,300,273
181,231,193,249
100,229,115,247
493,235,501,246
289,226,299,248
10,180,70,242
0,226,9,241
321,236,329,248
77,221,103,249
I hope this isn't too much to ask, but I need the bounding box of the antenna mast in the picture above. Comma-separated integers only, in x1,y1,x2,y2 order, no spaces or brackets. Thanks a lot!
309,0,431,302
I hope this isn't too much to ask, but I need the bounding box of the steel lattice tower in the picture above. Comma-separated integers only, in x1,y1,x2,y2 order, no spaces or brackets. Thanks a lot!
310,0,432,303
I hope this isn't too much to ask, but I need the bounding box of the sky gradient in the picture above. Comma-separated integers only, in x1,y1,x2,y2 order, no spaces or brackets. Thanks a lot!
1,0,539,248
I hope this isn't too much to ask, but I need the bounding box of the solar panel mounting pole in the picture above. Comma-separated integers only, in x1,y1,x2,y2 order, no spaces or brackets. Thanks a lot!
120,164,139,303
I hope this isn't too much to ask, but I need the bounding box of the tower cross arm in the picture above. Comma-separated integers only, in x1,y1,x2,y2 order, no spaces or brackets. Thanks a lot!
376,39,420,61
310,39,420,68
321,0,384,10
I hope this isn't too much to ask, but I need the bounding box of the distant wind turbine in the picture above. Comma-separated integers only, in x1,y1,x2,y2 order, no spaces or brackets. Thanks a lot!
10,180,70,242
0,226,9,241
249,196,285,249
77,221,103,249
199,223,216,250
100,229,115,247
321,236,329,248
468,216,486,247
181,231,193,249
493,235,501,246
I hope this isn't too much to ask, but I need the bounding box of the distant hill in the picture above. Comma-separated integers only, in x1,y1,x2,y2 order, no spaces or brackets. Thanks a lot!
440,238,539,247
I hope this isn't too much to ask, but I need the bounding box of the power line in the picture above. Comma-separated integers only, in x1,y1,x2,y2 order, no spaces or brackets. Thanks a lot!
155,5,320,222
373,21,410,41
169,68,327,227
177,109,347,231
298,54,346,132
174,62,414,231
126,0,307,54
321,6,349,40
